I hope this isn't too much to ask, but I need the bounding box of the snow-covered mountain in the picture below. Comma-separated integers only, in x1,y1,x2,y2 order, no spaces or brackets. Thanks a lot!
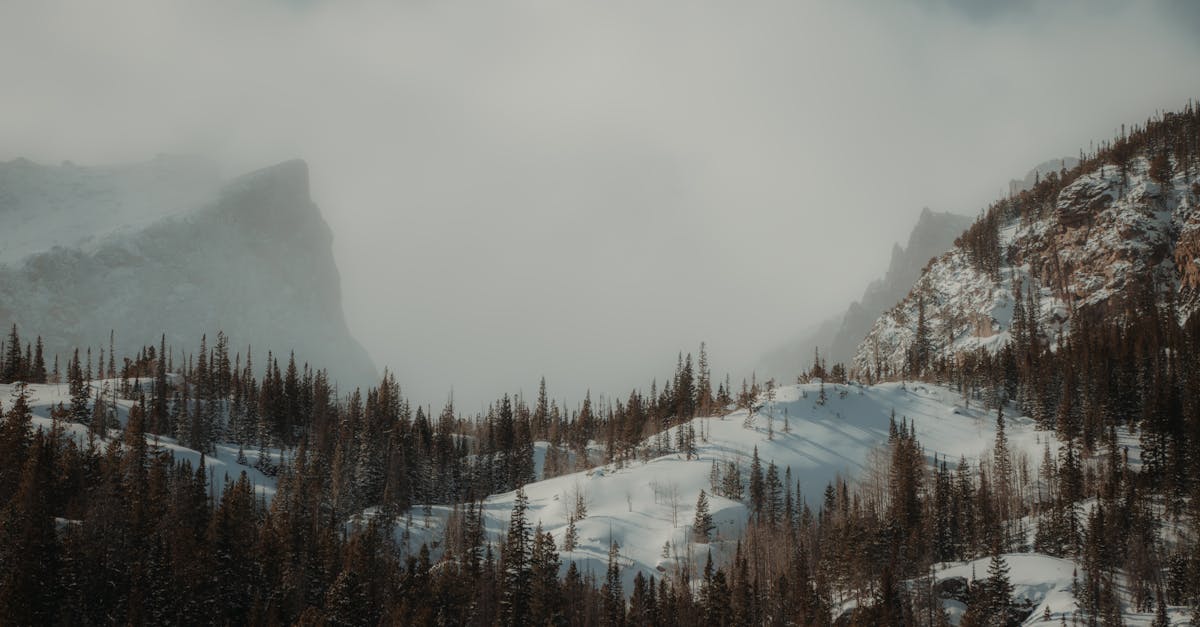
762,208,973,376
0,156,377,386
854,148,1200,378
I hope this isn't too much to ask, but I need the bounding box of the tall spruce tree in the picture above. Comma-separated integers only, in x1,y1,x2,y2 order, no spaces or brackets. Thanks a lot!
693,489,714,542
2,325,22,383
602,539,625,627
499,488,532,626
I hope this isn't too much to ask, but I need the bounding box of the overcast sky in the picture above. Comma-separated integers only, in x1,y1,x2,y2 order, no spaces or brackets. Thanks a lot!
2,1,1199,409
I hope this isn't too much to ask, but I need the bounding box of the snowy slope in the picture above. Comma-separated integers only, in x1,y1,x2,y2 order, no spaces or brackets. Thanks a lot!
391,381,1057,595
0,381,280,500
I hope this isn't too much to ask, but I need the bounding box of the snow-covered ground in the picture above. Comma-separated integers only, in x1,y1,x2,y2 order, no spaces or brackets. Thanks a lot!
0,379,280,499
392,380,1058,596
932,553,1192,625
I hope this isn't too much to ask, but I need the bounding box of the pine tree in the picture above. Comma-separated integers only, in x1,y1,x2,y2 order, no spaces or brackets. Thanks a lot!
1,325,21,383
749,446,765,520
563,514,579,552
722,461,743,500
573,483,589,521
693,489,715,542
30,337,46,384
699,550,718,624
354,425,385,508
955,456,976,557
68,350,91,426
107,330,116,380
0,431,58,624
153,334,169,433
933,458,955,561
696,342,713,416
529,523,562,625
765,461,783,527
0,383,35,501
984,549,1013,625
910,295,931,376
992,405,1012,542
534,377,550,440
629,571,653,627
210,472,258,623
499,488,532,626
602,540,625,627
463,499,485,578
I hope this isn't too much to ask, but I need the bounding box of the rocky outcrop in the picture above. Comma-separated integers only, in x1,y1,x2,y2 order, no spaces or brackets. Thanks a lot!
0,157,378,386
1175,189,1200,293
854,152,1200,378
761,208,972,377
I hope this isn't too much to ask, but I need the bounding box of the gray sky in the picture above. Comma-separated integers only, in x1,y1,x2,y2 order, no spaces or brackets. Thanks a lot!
2,0,1199,409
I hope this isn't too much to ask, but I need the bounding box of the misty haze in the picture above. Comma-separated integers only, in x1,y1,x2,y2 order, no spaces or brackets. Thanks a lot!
2,1,1200,625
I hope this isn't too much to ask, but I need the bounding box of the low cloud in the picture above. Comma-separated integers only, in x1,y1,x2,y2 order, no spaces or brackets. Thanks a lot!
2,0,1197,407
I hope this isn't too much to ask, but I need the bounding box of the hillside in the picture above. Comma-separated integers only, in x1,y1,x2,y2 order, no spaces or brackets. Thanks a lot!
396,380,1057,598
0,379,281,499
0,157,377,387
854,117,1200,378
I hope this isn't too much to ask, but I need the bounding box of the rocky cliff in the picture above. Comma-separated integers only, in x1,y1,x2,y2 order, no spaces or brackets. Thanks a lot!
0,156,377,386
854,133,1200,378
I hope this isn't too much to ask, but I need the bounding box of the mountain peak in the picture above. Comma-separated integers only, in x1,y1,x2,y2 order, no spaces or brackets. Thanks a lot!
0,157,377,387
227,158,309,194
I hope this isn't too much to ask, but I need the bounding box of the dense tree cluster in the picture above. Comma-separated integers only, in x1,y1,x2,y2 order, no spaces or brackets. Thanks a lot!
0,328,758,624
4,288,1200,624
5,271,1200,624
0,324,49,385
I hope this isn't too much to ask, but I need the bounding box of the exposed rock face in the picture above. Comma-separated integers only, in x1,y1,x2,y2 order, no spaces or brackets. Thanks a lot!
0,157,377,386
854,154,1200,378
761,208,972,377
1175,195,1200,293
